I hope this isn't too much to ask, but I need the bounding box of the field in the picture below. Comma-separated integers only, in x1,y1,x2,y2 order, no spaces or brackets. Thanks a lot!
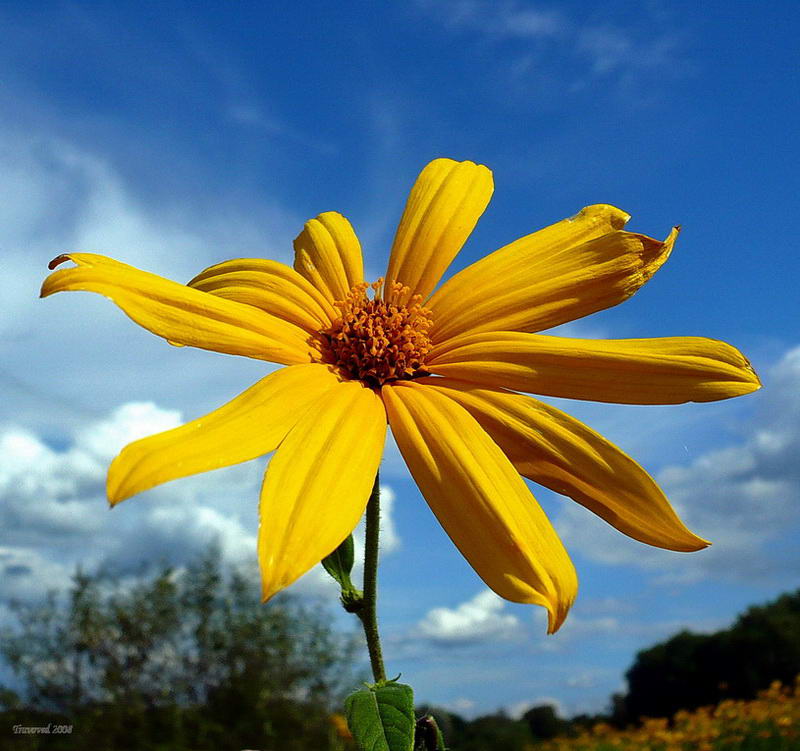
537,677,800,751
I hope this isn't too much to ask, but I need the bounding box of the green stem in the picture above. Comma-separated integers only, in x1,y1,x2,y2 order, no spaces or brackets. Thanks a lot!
359,471,386,683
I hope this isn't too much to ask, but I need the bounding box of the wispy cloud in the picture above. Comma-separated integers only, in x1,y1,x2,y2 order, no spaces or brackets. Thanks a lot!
414,0,688,97
419,0,564,40
0,121,306,437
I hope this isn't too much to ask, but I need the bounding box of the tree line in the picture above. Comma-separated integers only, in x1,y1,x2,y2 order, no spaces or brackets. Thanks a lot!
2,548,797,750
417,588,800,748
0,549,359,750
619,588,800,722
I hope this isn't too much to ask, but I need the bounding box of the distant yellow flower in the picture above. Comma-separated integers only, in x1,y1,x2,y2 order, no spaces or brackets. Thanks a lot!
329,713,353,741
41,158,760,632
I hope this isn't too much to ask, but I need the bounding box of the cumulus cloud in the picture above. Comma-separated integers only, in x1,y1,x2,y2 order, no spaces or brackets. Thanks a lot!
417,589,522,645
554,346,800,587
1,403,179,541
0,403,180,601
0,399,402,607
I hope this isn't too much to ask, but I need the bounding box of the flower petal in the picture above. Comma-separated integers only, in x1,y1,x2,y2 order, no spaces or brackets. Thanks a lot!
107,363,343,505
383,380,576,633
384,158,493,306
429,332,761,404
42,254,315,364
188,258,337,333
293,211,364,303
429,206,676,341
258,379,386,601
419,377,709,552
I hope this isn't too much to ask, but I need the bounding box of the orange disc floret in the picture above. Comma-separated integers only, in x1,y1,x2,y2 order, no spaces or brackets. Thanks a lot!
321,279,434,387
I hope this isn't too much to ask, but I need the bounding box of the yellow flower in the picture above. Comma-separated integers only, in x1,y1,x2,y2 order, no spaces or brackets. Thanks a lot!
41,158,760,633
329,713,353,741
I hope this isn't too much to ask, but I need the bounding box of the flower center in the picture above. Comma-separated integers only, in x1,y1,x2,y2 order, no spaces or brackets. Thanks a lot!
321,279,434,387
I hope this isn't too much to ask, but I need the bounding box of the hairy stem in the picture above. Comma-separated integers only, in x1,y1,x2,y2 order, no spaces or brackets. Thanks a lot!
359,471,386,683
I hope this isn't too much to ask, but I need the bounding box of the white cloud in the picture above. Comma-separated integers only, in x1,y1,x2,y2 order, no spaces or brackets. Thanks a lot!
0,114,299,270
0,547,75,603
74,402,182,462
143,505,256,567
376,484,401,556
0,398,404,606
0,122,302,438
417,589,522,645
290,563,342,599
0,129,290,318
0,403,179,539
0,401,268,603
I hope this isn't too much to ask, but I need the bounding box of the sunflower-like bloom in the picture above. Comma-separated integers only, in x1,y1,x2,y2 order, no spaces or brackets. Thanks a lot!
41,158,760,632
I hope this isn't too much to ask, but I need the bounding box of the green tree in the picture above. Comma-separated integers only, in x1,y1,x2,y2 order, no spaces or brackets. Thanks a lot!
624,589,800,720
453,712,533,751
523,703,564,740
0,548,359,750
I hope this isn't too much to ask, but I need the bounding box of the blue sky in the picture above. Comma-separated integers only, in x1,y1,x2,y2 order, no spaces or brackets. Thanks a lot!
2,0,799,719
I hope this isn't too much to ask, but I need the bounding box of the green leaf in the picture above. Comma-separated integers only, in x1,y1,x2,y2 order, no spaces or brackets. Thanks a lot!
345,681,415,751
322,534,355,589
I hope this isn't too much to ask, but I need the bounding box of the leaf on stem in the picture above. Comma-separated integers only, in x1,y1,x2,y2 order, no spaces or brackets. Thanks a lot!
345,681,416,751
322,533,356,589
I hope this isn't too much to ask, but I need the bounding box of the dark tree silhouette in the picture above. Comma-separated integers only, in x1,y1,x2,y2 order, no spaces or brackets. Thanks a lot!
624,589,800,721
523,703,564,739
